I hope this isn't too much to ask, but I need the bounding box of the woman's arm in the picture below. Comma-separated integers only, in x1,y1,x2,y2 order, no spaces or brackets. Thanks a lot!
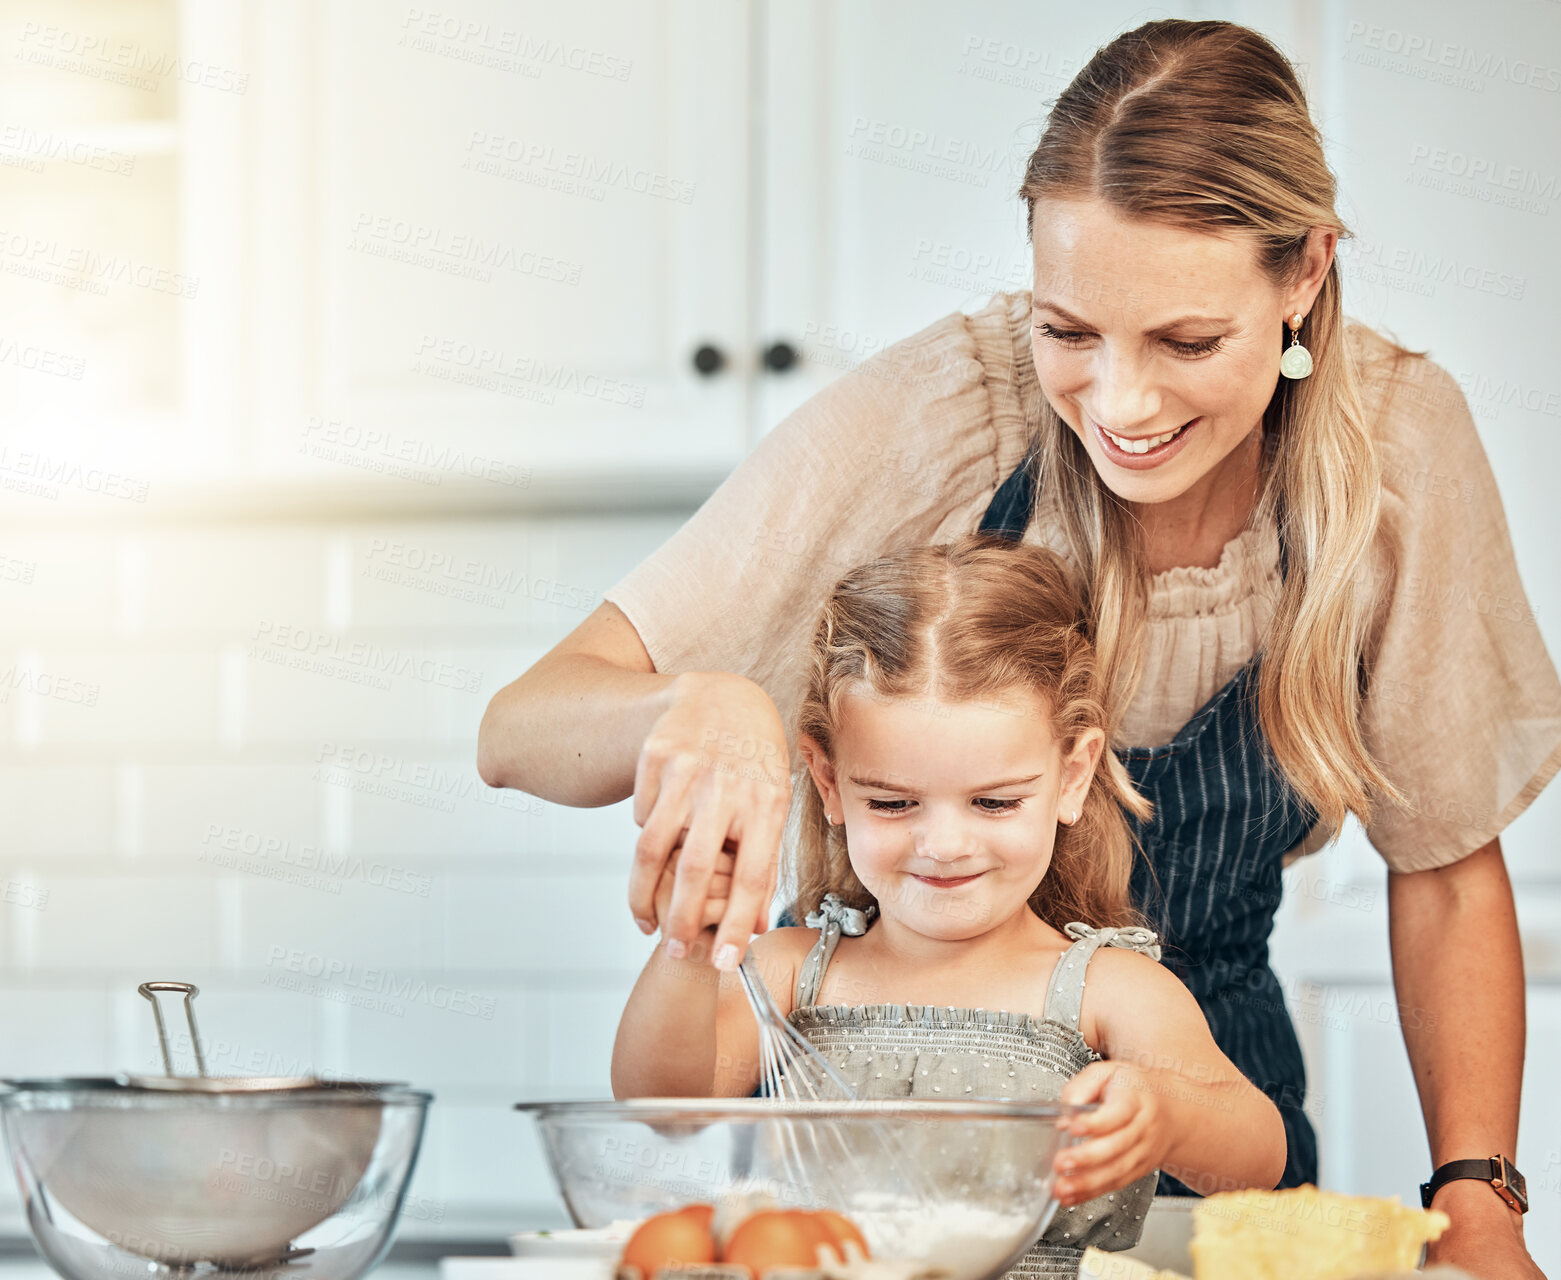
1057,951,1286,1203
477,602,792,964
1389,837,1542,1279
477,601,670,805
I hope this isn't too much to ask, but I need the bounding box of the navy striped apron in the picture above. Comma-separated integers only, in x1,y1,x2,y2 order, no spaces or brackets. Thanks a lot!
977,445,1319,1193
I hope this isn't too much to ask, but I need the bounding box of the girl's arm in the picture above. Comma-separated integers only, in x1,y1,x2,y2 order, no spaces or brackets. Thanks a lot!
611,852,788,1098
611,929,727,1097
1056,950,1286,1203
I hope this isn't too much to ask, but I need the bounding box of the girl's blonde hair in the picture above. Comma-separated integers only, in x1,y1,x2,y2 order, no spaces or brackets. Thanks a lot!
1017,17,1413,832
791,535,1151,933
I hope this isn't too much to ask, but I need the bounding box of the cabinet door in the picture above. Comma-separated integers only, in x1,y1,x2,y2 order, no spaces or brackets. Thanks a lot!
244,0,753,481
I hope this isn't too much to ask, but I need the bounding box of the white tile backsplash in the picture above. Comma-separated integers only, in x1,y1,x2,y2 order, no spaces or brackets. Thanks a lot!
0,512,675,1217
441,874,654,974
544,982,634,1101
343,986,545,1091
0,532,118,637
0,987,114,1077
0,764,118,856
139,762,326,856
17,649,222,746
24,875,221,971
138,528,330,633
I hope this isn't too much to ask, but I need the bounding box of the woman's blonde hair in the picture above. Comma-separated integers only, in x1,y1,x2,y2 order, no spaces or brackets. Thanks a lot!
791,535,1151,933
1017,18,1414,832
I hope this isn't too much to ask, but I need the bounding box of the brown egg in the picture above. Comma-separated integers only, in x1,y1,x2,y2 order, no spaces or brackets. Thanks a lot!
813,1209,871,1259
620,1208,717,1275
723,1209,832,1275
677,1203,716,1233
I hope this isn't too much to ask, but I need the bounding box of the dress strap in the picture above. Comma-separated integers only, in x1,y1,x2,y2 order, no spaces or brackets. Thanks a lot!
1041,922,1163,1030
793,893,875,1008
976,439,1041,541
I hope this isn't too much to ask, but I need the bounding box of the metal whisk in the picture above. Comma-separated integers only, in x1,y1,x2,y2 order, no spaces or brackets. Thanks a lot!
737,953,855,1101
734,952,940,1220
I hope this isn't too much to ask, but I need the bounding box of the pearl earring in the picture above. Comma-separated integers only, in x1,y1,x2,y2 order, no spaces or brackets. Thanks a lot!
1280,313,1313,380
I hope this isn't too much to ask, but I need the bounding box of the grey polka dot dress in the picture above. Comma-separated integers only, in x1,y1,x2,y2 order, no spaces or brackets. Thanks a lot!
788,895,1161,1279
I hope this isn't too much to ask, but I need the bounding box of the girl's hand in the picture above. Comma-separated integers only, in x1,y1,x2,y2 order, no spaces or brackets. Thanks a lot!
630,671,792,971
1054,1061,1174,1205
652,843,738,960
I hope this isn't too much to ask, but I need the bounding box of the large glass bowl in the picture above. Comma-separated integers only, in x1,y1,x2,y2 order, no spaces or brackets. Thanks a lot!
518,1098,1085,1280
1,1078,431,1280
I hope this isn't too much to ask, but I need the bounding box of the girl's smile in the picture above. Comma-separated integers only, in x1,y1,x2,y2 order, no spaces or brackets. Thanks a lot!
910,871,985,888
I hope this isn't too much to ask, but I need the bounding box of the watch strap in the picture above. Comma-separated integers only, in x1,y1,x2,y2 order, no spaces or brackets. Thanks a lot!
1420,1155,1528,1214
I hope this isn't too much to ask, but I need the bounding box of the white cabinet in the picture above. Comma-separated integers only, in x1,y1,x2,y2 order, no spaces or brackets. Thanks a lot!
0,0,757,506
281,0,755,475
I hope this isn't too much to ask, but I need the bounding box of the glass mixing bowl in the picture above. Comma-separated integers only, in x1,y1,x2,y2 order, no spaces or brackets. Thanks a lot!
1,1077,431,1280
517,1097,1085,1280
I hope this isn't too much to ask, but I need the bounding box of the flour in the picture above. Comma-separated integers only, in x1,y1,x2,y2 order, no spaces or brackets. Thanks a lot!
843,1198,1044,1278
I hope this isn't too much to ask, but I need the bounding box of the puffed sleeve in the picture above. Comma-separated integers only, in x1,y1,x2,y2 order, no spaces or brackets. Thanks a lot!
1354,328,1561,872
603,293,1034,758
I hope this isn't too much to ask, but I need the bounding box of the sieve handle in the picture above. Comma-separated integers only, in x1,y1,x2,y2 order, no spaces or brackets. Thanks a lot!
137,981,207,1077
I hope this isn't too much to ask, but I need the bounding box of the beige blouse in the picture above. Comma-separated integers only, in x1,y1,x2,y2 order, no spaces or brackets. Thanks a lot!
605,290,1561,874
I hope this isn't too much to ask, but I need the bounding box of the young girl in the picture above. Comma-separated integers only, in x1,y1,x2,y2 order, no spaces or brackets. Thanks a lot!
612,534,1285,1275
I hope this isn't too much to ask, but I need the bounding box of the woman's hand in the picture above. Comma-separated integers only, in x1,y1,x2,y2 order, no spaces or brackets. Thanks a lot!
1054,1061,1174,1205
629,670,792,971
1425,1180,1545,1279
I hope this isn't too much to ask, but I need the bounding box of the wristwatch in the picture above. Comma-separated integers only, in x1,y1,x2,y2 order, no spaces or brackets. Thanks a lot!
1420,1155,1528,1214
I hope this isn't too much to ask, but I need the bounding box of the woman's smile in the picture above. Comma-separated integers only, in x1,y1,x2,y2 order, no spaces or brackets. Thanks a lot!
1092,414,1201,469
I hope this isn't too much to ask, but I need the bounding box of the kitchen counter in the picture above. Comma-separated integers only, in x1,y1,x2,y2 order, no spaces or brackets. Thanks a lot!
0,1254,447,1280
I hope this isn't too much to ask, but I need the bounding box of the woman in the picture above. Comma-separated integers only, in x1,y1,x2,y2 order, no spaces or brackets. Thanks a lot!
479,19,1558,1278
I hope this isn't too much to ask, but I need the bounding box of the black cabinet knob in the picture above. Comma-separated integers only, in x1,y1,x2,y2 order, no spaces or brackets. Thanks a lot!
692,344,725,376
762,340,798,373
